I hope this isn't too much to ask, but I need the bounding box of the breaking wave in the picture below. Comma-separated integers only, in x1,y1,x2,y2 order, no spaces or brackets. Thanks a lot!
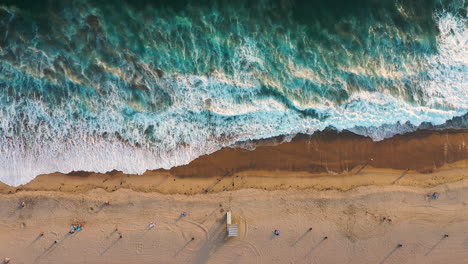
0,0,466,185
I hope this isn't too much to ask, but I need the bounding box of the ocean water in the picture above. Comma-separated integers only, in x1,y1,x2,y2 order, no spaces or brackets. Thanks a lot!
0,0,466,186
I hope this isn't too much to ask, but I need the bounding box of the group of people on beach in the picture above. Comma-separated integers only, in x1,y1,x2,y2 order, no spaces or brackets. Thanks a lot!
18,202,197,248
69,223,84,234
5,193,448,264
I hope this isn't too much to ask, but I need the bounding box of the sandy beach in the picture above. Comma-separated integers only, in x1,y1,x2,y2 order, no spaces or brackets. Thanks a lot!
0,129,467,263
2,178,468,264
1,0,467,262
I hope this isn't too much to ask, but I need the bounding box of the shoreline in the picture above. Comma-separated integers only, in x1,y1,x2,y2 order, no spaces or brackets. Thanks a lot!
1,129,468,263
1,129,467,194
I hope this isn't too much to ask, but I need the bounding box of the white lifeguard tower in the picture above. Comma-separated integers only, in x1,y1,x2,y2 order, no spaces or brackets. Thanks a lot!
226,211,238,237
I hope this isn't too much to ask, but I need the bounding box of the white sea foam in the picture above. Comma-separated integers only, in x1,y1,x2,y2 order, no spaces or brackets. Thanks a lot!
0,9,467,186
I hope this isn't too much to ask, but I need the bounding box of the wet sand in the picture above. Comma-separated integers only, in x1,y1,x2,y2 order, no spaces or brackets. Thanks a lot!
1,129,466,195
0,129,467,263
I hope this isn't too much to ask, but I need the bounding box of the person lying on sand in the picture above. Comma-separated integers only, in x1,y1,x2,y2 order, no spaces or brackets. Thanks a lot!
69,223,84,233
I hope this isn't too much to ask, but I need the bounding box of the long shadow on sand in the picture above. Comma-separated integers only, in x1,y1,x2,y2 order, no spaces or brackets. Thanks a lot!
204,172,232,193
101,237,122,255
175,239,193,256
379,246,400,264
35,231,75,254
304,237,327,258
34,238,65,263
200,208,219,225
29,234,45,247
152,175,169,189
191,216,227,263
8,201,30,218
92,203,110,214
292,229,312,246
391,169,409,184
425,236,447,256
354,161,371,175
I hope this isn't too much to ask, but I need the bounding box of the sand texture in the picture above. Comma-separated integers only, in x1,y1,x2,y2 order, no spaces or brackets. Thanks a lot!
2,182,468,264
0,129,467,263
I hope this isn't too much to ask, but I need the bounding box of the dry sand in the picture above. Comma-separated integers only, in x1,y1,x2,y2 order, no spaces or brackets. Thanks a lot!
1,129,468,263
2,177,468,264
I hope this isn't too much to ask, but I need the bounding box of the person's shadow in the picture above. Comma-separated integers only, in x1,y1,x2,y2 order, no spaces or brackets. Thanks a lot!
101,236,121,255
379,245,402,264
29,234,44,246
291,229,312,246
392,169,409,184
425,235,448,256
174,239,193,256
304,237,327,258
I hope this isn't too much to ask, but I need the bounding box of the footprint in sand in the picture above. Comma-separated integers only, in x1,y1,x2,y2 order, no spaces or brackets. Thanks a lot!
135,243,143,254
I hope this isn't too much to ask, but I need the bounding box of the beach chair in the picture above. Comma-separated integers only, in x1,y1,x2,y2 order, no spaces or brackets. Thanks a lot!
226,211,238,237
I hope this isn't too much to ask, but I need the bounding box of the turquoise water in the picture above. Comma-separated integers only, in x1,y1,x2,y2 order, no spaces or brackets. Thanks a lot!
0,0,466,185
